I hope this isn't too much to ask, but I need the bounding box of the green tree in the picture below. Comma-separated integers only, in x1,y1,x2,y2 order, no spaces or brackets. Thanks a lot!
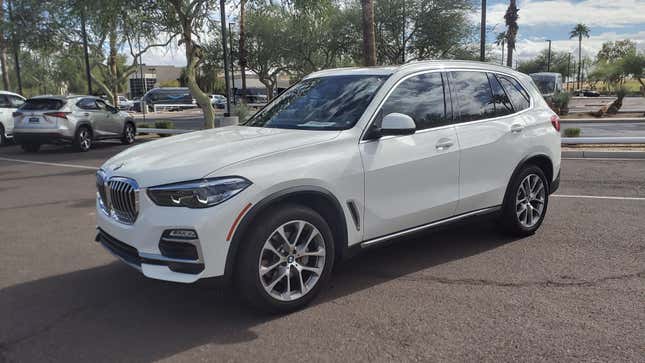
570,23,590,89
596,40,636,62
621,53,645,96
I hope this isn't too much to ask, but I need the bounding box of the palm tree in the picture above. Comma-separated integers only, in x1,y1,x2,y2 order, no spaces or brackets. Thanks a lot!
361,0,377,66
504,0,519,68
570,23,590,90
495,31,507,66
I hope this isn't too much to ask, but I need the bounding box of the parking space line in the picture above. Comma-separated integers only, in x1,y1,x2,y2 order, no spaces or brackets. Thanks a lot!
563,157,645,161
0,157,97,170
553,194,645,201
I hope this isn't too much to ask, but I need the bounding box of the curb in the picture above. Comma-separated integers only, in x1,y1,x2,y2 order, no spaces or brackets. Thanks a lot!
560,118,645,123
562,150,645,159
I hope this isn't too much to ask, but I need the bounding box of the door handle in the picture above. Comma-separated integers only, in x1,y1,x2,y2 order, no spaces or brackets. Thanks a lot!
83,113,90,116
510,124,524,133
435,139,454,151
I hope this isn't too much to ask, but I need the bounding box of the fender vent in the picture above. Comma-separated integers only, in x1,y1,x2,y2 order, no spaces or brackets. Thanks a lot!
347,200,361,231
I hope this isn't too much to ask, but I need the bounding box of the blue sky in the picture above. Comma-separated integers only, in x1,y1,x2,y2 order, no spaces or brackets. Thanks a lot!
138,0,645,67
484,0,645,62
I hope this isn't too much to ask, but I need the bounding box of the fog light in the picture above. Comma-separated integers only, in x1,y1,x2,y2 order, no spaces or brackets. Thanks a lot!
166,229,198,239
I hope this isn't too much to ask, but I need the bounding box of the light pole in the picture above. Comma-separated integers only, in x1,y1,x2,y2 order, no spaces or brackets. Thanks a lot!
567,52,572,90
228,22,236,105
480,0,486,62
219,0,231,116
545,39,552,72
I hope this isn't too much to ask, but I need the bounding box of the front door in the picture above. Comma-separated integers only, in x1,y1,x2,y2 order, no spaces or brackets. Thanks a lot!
359,71,460,240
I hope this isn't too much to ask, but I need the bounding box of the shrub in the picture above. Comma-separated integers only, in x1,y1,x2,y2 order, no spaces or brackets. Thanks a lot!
154,120,175,137
564,128,581,137
232,102,253,122
551,91,571,115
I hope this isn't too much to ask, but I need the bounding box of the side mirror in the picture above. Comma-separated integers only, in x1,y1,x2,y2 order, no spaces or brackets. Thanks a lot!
379,113,416,136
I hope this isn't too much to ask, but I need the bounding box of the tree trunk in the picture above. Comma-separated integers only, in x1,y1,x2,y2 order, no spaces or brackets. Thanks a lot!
108,29,118,107
239,0,247,93
183,30,216,128
7,0,21,94
0,0,10,90
504,0,518,68
361,0,377,66
577,36,582,90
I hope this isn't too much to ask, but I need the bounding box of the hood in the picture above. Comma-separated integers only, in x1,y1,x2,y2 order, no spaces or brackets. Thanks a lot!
101,126,340,187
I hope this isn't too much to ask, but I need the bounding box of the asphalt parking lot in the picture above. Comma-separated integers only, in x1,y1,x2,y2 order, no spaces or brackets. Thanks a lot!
0,141,644,362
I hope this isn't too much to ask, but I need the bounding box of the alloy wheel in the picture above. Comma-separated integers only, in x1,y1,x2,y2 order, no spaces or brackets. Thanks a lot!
515,173,546,228
79,129,91,151
258,220,326,302
125,125,135,143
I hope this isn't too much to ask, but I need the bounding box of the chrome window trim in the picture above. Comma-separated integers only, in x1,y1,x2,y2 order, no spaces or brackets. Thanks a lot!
358,67,534,144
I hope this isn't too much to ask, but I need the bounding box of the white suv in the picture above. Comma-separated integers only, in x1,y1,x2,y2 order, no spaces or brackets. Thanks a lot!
0,90,26,146
96,61,561,312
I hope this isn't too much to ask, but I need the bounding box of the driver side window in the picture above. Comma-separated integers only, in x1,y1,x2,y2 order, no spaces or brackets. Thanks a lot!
380,72,449,130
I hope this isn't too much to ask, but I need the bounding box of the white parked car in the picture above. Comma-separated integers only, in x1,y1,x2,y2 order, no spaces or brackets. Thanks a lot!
95,61,561,312
0,90,26,145
117,96,134,110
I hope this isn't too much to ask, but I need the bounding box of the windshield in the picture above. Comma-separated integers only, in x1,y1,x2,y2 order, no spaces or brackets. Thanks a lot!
531,76,556,95
244,75,387,130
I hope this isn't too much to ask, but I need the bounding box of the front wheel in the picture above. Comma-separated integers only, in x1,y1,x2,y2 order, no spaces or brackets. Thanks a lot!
500,165,549,236
121,122,136,145
236,204,335,313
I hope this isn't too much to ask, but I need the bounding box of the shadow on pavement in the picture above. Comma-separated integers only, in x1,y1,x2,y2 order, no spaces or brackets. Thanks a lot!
0,218,518,362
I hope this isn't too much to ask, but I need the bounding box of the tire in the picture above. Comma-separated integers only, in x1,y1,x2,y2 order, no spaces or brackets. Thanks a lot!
121,122,136,145
235,204,335,314
21,143,41,152
0,124,6,146
500,165,550,236
74,126,92,152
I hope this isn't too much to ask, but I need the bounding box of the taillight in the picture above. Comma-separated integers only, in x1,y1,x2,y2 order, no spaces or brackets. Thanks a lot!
550,114,560,132
44,112,70,119
12,111,22,117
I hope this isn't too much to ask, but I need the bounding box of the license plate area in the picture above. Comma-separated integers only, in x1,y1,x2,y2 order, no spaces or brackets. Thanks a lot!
29,117,40,123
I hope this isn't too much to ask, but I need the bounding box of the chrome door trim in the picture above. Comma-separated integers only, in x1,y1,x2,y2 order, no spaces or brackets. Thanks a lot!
360,205,501,248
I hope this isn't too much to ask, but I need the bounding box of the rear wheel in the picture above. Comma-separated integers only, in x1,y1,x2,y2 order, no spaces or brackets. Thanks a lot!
236,204,335,313
0,124,6,146
121,122,136,144
21,143,41,152
74,126,92,152
500,165,549,236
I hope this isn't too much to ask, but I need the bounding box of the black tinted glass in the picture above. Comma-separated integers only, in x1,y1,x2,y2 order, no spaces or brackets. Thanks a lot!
451,71,496,122
0,95,10,108
9,96,24,107
381,72,448,130
77,98,98,110
498,76,530,111
21,98,65,110
487,73,514,117
245,75,386,130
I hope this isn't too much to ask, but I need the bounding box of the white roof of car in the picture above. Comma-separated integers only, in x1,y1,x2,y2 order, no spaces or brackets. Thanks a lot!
0,90,25,98
305,60,524,79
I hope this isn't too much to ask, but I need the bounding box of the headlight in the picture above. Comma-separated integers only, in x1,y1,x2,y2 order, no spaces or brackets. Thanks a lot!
147,177,251,208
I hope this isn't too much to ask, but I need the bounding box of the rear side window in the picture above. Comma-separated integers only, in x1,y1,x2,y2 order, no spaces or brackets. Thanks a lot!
487,73,514,117
381,72,449,130
8,95,25,107
497,75,530,111
20,98,65,111
0,95,10,108
451,71,496,122
77,98,99,110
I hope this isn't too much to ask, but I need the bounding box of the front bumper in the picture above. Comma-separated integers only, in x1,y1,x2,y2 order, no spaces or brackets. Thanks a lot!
95,188,250,283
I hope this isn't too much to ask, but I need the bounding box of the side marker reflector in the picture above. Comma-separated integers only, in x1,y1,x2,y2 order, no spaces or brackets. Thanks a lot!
226,203,252,241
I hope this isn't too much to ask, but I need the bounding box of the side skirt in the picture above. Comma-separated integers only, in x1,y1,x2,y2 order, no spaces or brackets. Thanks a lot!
360,205,502,249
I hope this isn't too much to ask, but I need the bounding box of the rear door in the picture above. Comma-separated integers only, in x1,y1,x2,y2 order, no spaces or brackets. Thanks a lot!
360,71,460,240
450,71,531,213
74,98,103,135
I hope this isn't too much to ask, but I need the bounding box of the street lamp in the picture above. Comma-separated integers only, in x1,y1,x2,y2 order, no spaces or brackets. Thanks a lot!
545,39,552,72
228,22,236,105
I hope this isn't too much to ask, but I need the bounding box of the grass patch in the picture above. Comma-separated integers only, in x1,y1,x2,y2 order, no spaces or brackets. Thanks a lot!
564,128,581,137
154,120,175,137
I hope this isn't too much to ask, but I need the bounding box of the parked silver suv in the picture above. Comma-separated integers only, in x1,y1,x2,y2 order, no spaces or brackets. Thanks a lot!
13,96,136,152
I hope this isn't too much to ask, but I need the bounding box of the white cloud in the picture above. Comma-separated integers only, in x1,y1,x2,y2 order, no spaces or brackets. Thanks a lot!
488,30,645,62
487,0,645,28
